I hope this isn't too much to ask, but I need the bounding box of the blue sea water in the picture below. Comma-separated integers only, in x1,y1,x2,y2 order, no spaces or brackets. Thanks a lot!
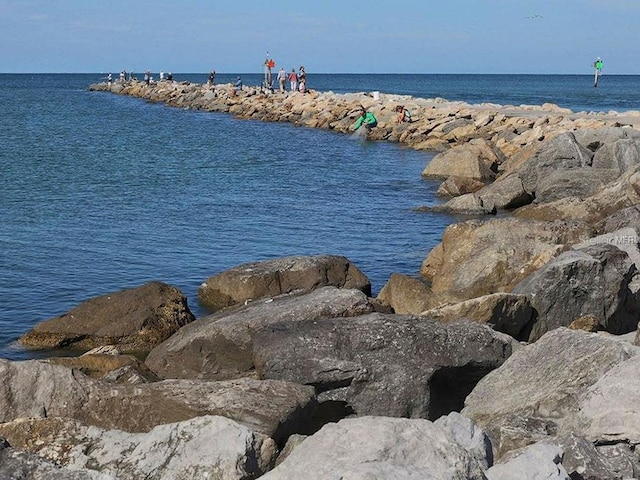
1,73,639,360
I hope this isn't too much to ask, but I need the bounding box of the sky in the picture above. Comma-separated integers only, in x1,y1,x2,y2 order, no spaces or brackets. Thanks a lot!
1,0,639,74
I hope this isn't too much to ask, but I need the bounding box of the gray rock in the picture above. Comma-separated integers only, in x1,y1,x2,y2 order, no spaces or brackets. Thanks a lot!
592,137,640,173
254,313,516,419
428,192,497,216
0,445,114,479
572,126,640,151
596,204,640,234
19,281,195,353
0,359,315,444
275,434,307,466
485,443,570,480
147,286,375,380
377,273,446,315
0,416,277,480
513,244,638,341
261,414,492,480
462,328,640,459
421,293,536,340
422,139,499,181
576,354,640,445
477,174,533,210
534,168,619,204
198,255,371,311
512,132,594,195
555,433,639,480
436,176,486,197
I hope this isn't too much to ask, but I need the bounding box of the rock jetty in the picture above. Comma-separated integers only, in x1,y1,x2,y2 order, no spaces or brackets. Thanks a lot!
4,82,640,478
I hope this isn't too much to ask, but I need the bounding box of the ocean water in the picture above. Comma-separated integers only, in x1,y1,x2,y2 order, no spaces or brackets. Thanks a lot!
1,73,639,360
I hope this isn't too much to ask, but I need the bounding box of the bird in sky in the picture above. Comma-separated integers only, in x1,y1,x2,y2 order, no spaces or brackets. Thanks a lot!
526,14,543,19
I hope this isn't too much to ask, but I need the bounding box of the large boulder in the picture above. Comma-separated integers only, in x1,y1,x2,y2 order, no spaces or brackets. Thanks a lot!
462,328,640,459
261,414,492,480
513,165,640,225
198,255,371,311
420,218,592,302
476,174,533,210
589,132,640,173
253,313,516,420
0,359,316,444
19,281,194,353
147,286,375,380
421,138,501,181
513,244,638,341
0,416,277,480
509,131,594,196
534,168,619,204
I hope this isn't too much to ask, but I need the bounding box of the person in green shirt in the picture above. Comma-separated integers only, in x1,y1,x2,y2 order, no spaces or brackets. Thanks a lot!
352,105,377,133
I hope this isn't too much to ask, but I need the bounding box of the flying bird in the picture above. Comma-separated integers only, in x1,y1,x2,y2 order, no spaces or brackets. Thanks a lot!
526,14,543,19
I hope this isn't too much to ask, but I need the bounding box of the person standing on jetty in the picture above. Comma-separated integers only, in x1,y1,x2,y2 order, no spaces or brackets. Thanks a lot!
288,69,298,92
208,70,216,86
352,105,377,134
231,76,243,96
277,67,286,92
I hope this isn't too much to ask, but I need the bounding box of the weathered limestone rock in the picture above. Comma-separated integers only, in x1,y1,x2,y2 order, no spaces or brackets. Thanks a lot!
555,433,639,480
147,286,375,380
595,204,640,234
575,354,640,445
462,328,640,459
0,444,114,479
0,359,316,444
376,273,446,314
19,281,194,353
198,255,371,311
420,218,592,302
47,352,159,383
513,244,638,341
422,139,501,181
0,416,277,480
261,414,492,480
253,313,516,420
476,174,533,210
514,164,640,225
426,192,497,216
421,293,535,340
485,443,570,480
436,176,486,197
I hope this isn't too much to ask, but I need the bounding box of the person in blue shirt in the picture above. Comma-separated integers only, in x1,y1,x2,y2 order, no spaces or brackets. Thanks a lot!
352,105,377,132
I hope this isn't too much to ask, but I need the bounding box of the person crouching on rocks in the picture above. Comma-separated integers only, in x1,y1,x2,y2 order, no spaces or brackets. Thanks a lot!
395,105,412,123
352,105,377,133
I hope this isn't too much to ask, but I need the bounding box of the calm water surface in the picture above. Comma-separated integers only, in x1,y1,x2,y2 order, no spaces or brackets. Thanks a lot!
0,74,451,359
2,73,639,359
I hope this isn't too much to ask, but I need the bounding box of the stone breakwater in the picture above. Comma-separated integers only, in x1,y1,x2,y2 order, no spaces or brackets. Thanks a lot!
2,81,639,478
88,79,640,155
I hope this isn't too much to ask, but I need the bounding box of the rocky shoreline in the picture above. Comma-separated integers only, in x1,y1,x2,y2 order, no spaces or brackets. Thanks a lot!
3,81,640,478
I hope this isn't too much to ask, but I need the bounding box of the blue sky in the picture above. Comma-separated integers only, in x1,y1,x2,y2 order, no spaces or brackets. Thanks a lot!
1,0,639,74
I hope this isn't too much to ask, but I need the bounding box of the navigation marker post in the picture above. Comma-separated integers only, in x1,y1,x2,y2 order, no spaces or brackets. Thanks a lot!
593,57,603,88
